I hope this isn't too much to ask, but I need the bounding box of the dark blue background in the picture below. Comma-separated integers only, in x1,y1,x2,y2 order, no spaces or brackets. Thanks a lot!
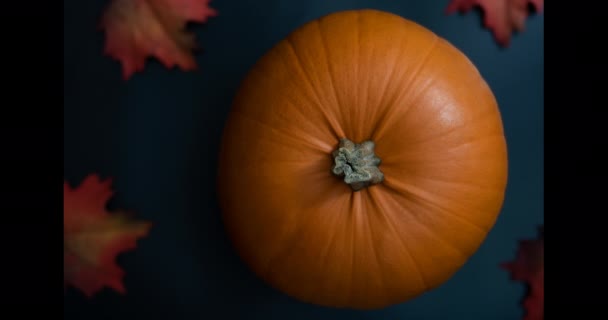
64,0,543,319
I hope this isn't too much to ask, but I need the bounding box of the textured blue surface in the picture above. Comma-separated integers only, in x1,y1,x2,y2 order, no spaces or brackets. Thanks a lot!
64,0,543,319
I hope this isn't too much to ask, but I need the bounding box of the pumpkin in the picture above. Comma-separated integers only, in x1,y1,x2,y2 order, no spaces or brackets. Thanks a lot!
217,9,508,309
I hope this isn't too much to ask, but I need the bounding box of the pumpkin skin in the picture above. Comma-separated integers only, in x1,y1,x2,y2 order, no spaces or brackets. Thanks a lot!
217,9,508,309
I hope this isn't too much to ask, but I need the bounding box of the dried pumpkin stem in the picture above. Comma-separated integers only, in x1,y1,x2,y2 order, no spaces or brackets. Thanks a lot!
331,138,384,191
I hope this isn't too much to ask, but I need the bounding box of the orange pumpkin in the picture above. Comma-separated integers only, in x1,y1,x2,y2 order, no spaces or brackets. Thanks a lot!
217,9,508,309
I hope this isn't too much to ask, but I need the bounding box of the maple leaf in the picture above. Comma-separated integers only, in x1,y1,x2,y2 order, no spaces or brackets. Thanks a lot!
501,226,544,320
64,174,152,297
445,0,543,47
99,0,218,80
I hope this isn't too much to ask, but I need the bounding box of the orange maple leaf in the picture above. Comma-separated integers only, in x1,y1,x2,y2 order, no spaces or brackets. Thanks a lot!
445,0,543,47
99,0,218,80
64,174,152,297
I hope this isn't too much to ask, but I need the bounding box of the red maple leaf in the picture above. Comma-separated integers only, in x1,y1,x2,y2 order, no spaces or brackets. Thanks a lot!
64,174,152,297
99,0,218,80
445,0,543,47
501,226,544,320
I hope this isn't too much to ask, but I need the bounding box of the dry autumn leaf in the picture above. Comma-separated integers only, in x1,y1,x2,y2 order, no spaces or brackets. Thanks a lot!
99,0,218,80
445,0,543,47
64,174,152,297
502,226,544,320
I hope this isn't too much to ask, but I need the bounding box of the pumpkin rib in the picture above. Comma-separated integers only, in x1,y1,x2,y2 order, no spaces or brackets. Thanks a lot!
231,110,332,154
336,195,358,307
382,134,507,168
263,233,303,290
384,190,469,260
387,179,490,232
402,132,505,156
382,139,505,182
347,194,359,306
380,192,470,290
353,11,360,138
366,29,409,141
371,37,439,141
397,101,500,149
260,187,351,300
405,186,505,233
388,185,493,258
279,92,341,147
361,191,389,305
283,38,342,140
366,188,426,302
346,194,357,305
373,183,487,258
264,42,340,142
317,198,348,304
282,39,325,107
368,61,399,139
370,190,430,291
373,76,437,143
230,52,340,152
381,150,508,210
369,76,414,142
406,170,507,193
373,186,485,262
314,19,344,130
381,178,487,233
317,12,398,141
400,31,440,88
368,188,431,291
260,205,316,282
380,168,506,212
349,191,390,307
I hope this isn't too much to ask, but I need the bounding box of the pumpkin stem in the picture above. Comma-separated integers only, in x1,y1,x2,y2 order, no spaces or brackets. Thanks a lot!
331,138,384,191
